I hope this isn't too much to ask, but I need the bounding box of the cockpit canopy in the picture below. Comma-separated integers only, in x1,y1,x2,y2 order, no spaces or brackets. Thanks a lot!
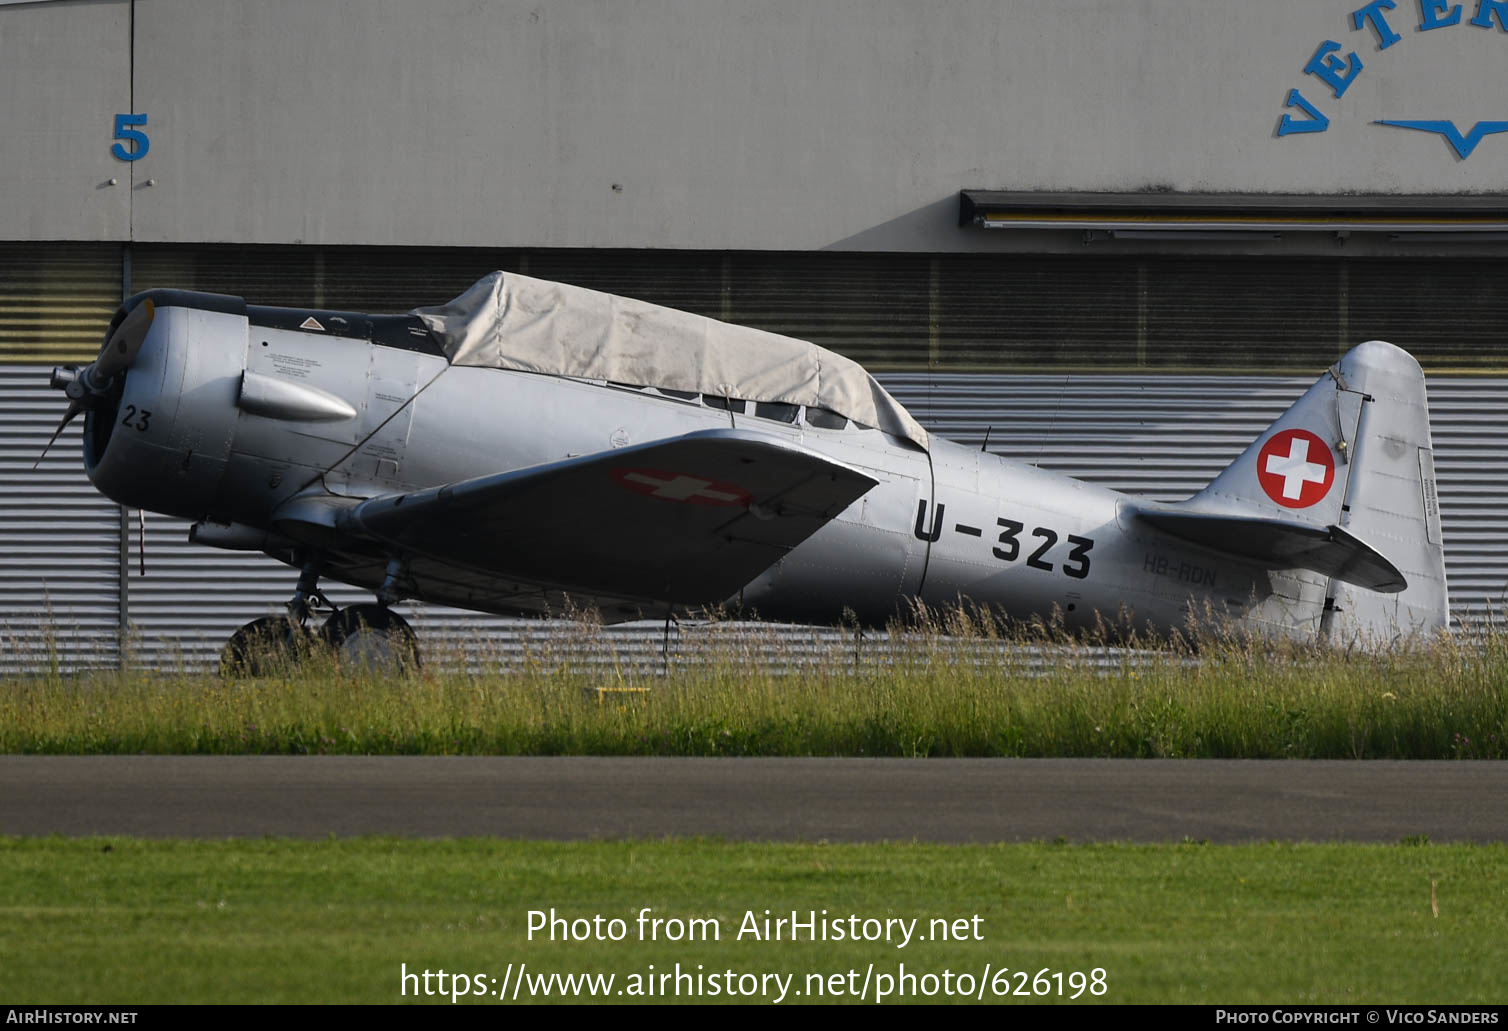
411,271,929,450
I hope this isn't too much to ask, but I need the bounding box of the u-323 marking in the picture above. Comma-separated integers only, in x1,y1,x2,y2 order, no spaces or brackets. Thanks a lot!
915,500,1094,578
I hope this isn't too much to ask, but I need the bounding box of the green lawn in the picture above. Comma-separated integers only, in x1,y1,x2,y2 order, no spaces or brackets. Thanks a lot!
1,837,1503,1004
4,627,1506,758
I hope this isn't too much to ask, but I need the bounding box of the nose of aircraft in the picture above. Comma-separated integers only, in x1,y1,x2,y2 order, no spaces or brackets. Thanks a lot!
36,298,155,467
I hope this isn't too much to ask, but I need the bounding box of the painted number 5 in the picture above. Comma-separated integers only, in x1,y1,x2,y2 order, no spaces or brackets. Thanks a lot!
111,114,149,161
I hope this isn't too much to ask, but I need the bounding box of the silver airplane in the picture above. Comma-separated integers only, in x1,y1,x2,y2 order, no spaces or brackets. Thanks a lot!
41,271,1448,668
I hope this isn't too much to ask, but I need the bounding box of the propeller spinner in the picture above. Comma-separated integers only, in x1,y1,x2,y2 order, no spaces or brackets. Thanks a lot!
36,298,155,468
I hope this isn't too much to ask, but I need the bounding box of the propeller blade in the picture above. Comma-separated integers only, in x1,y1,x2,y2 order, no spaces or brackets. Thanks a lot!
93,298,155,381
33,400,83,470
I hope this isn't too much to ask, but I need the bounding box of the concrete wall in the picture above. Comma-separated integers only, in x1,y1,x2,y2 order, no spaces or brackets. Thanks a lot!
6,0,1508,249
0,0,130,240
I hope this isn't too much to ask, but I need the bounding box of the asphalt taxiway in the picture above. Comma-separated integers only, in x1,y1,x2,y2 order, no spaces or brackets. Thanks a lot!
2,757,1503,842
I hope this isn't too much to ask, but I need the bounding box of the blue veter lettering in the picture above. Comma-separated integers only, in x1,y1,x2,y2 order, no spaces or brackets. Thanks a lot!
1471,0,1508,29
1276,2,1503,158
1277,89,1331,135
1353,0,1404,47
1303,41,1364,97
1419,0,1463,28
1374,119,1508,158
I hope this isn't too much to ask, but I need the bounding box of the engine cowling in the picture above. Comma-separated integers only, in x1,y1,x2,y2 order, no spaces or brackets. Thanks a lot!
77,290,247,519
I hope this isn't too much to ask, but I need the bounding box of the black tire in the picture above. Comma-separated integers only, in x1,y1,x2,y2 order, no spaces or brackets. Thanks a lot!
319,604,421,673
219,615,313,677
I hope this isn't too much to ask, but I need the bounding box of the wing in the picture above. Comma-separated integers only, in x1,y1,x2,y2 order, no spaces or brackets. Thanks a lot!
335,428,877,614
1135,510,1406,593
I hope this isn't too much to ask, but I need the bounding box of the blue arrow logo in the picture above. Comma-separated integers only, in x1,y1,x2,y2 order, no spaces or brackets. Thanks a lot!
1373,120,1508,159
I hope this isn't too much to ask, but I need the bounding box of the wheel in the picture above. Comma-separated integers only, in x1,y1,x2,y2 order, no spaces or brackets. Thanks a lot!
319,604,420,672
219,615,314,677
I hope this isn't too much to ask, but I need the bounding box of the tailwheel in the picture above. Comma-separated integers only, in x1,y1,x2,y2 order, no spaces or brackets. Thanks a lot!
319,604,421,673
219,614,315,677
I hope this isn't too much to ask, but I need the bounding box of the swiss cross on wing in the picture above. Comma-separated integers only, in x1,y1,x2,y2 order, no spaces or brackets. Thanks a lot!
1256,429,1335,509
611,467,752,507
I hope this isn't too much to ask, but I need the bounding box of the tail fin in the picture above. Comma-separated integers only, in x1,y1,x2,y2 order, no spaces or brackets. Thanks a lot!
1163,341,1448,641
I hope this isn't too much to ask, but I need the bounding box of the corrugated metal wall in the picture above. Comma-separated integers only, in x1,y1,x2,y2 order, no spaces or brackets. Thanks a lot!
5,369,123,669
0,245,120,364
5,366,1505,670
125,246,1508,374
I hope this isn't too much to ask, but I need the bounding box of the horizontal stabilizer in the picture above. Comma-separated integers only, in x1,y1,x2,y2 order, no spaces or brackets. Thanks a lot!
1135,511,1406,594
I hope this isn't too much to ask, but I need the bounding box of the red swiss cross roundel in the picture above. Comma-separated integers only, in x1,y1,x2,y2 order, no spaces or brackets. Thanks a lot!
1256,428,1335,509
611,467,752,507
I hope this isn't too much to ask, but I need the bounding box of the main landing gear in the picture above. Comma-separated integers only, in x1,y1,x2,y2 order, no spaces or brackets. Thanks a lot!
318,604,420,671
219,558,421,676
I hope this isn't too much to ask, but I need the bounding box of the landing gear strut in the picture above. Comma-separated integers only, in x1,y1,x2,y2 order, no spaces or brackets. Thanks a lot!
218,557,422,676
286,559,327,625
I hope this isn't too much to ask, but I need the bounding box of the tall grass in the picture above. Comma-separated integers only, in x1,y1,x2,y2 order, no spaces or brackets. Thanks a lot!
2,608,1504,758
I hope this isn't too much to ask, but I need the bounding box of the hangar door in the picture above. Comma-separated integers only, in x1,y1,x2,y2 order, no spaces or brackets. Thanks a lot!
129,246,1508,373
928,254,1507,372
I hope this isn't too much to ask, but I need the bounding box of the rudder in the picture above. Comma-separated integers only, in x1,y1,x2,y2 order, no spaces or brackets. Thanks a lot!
1322,341,1448,642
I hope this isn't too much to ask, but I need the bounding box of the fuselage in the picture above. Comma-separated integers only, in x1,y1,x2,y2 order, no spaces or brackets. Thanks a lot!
80,291,1319,637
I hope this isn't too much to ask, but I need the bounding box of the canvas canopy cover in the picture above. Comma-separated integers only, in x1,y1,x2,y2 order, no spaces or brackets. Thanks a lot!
411,271,929,450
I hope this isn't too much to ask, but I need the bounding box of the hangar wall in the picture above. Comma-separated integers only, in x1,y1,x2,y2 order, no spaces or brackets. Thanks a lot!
8,242,1508,372
0,0,130,241
3,0,1507,249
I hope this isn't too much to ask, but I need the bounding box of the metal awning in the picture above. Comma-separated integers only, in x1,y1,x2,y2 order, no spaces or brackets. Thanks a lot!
959,191,1508,237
